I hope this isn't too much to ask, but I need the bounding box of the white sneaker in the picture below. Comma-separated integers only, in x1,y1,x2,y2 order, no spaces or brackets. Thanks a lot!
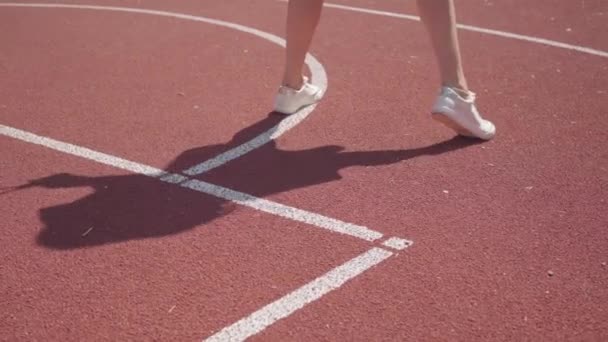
431,86,496,140
273,76,324,114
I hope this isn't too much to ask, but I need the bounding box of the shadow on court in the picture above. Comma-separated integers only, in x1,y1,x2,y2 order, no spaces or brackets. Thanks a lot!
13,113,483,249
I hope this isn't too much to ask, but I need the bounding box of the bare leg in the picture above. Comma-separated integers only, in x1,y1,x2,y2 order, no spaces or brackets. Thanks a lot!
417,0,469,96
282,0,324,89
417,0,496,140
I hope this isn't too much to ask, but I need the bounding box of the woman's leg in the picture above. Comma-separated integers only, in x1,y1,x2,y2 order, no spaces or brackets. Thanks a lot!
417,0,496,140
282,0,324,89
274,0,325,114
416,0,468,94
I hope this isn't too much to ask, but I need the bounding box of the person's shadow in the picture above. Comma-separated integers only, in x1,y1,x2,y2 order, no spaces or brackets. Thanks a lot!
12,112,483,249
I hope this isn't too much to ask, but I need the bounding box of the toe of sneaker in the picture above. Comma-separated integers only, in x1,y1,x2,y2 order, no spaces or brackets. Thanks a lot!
479,120,497,140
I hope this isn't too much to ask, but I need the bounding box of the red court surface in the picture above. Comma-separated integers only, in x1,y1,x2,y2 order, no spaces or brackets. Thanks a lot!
1,0,607,341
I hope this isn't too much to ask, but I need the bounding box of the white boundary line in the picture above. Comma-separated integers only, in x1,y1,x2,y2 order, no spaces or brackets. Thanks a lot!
180,179,382,241
204,247,393,341
276,0,608,59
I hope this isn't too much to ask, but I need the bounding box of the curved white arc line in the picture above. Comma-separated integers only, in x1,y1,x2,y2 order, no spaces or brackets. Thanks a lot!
184,54,326,176
0,2,328,175
278,0,608,59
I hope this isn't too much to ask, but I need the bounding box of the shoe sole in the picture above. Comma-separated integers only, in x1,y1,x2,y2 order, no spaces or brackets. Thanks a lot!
431,112,475,138
275,101,317,115
274,90,324,115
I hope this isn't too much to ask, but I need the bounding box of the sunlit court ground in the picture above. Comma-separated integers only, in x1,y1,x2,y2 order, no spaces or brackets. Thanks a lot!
1,1,607,340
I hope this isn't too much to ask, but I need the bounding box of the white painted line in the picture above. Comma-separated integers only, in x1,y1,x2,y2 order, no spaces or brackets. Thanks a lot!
382,237,413,250
182,52,326,175
203,247,394,342
0,2,328,175
0,124,172,178
181,179,382,241
159,173,190,184
183,98,319,176
0,124,384,242
277,0,608,59
322,1,422,21
455,23,608,58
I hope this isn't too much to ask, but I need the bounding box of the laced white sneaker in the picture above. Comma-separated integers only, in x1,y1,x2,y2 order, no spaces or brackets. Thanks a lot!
431,86,496,140
273,76,324,114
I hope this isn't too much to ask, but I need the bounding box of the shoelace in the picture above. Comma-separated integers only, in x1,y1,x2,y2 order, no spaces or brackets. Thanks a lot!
444,86,476,102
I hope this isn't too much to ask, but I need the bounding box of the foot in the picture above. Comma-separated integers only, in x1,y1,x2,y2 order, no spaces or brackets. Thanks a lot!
431,86,496,140
273,76,324,114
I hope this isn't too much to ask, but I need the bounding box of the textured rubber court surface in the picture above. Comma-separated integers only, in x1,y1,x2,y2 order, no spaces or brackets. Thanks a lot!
1,0,607,341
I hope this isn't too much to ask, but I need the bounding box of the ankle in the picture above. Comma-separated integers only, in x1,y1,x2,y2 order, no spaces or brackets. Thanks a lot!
442,82,472,99
282,74,305,90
